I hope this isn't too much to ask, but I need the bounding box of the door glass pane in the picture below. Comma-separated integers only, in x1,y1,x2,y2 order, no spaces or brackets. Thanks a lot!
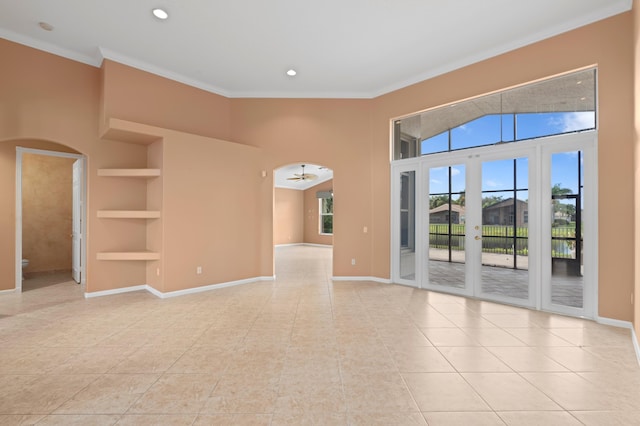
428,165,466,289
399,171,416,280
480,158,529,300
551,151,583,308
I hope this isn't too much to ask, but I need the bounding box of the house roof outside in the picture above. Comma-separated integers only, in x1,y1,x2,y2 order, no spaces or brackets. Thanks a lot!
430,203,466,214
483,198,528,211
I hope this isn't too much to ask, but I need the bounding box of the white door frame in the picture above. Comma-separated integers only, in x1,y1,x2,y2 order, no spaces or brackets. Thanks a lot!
391,130,597,318
391,159,422,287
540,134,598,318
15,147,87,291
418,143,537,308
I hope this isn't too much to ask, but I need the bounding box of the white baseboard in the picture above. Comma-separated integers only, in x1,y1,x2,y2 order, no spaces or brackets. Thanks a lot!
151,276,274,299
596,316,633,329
0,288,17,295
274,243,333,248
332,276,392,284
633,328,640,367
596,316,640,366
84,285,148,298
84,276,275,299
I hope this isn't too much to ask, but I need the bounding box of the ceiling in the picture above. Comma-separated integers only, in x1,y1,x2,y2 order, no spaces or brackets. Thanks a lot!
275,164,333,191
0,0,631,99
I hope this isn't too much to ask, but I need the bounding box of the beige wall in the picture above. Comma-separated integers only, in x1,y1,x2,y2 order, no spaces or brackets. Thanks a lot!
229,99,374,276
274,188,304,245
0,10,637,327
101,60,231,141
22,153,75,274
371,12,635,322
160,130,263,292
633,0,640,343
304,180,333,246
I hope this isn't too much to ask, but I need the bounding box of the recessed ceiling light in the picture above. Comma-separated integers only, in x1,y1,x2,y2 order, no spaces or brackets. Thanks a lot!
38,21,54,31
152,8,169,20
286,69,297,77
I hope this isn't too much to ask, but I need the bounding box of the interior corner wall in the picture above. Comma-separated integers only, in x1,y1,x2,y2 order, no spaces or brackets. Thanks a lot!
304,180,333,246
146,140,164,292
632,0,640,345
274,188,304,245
229,98,374,277
101,60,232,141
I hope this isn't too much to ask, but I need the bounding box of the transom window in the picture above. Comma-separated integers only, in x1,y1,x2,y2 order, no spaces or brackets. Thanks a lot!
393,69,596,159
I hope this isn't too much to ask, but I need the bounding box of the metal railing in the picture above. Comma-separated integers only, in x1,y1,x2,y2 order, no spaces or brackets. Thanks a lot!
429,224,581,259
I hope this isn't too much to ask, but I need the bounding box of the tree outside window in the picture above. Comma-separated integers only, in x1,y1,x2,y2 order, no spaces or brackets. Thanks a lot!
320,197,333,234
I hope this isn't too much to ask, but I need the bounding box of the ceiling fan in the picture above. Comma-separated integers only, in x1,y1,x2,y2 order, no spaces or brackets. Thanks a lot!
287,164,318,182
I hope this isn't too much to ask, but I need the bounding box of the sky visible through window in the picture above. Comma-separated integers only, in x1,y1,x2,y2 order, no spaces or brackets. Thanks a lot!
427,111,593,197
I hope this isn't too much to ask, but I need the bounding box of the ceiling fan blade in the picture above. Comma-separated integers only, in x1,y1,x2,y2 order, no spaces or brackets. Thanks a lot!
287,177,303,181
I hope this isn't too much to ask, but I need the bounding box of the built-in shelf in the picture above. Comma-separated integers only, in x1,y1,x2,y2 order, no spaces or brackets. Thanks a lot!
97,210,161,219
97,251,161,261
100,118,163,145
98,168,161,177
97,156,162,262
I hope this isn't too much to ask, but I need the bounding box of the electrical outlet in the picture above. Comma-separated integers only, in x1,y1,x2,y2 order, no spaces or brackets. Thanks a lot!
156,268,160,276
196,266,202,274
351,258,356,265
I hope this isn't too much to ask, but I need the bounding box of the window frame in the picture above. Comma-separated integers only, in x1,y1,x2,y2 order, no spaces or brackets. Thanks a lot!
319,197,333,235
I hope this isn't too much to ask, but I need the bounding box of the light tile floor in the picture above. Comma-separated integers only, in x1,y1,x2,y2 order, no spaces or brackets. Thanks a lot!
0,245,639,425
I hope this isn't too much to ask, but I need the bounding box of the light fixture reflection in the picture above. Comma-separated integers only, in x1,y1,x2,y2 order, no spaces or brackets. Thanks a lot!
152,8,169,20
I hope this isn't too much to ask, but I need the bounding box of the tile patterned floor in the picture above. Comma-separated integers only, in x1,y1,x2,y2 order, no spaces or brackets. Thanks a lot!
0,245,639,425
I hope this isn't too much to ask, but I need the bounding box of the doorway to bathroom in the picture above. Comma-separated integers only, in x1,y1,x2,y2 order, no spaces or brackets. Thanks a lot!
15,147,86,292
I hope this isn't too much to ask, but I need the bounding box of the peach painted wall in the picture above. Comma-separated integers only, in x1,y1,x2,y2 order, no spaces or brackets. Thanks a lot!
0,9,637,327
22,153,75,274
274,188,304,245
146,140,163,291
370,12,635,322
304,180,333,246
633,0,640,343
230,99,374,277
0,38,153,293
160,130,264,292
101,60,231,141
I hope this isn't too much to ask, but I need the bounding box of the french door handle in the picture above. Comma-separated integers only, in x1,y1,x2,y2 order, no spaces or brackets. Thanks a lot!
475,235,482,240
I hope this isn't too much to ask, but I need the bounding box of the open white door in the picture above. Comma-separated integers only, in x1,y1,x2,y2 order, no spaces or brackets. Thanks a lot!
72,159,82,284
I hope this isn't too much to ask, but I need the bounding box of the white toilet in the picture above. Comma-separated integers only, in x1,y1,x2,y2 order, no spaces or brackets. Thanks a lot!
21,259,29,280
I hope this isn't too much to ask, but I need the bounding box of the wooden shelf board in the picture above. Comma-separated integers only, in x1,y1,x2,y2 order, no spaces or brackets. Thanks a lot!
98,168,161,177
97,251,161,261
97,210,161,219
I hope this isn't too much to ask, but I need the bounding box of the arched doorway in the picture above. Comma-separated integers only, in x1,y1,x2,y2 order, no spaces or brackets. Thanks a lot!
273,163,334,276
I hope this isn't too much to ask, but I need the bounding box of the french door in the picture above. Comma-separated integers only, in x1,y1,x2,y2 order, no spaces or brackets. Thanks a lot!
391,132,596,317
